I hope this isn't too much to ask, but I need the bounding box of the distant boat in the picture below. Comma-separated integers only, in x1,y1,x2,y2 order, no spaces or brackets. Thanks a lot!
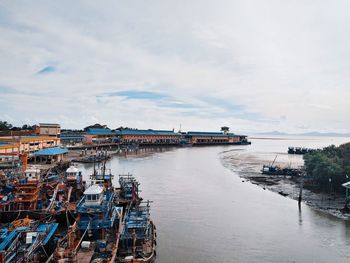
288,147,316,155
261,165,301,176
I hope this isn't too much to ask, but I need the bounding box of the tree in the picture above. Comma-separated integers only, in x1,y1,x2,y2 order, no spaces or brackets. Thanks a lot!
22,124,33,130
304,142,350,192
0,121,13,130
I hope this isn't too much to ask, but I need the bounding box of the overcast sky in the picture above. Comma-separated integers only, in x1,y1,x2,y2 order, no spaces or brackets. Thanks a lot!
0,0,349,133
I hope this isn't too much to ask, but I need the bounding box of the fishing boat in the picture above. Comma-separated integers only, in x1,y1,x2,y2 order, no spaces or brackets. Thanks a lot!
118,174,142,205
54,173,156,263
65,164,84,202
54,182,123,262
261,155,301,176
90,162,114,190
0,165,84,224
261,165,301,176
0,219,58,263
117,202,156,263
115,175,156,263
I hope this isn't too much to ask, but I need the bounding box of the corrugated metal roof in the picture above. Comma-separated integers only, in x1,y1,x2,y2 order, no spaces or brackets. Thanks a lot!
186,131,239,137
187,131,229,137
60,136,85,140
116,129,180,136
33,147,68,156
85,128,114,135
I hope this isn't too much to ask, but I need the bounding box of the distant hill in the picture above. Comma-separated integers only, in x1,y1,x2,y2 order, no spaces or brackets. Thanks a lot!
253,131,350,137
298,132,350,137
254,131,288,136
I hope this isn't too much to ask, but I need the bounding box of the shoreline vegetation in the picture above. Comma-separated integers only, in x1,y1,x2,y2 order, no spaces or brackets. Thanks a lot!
221,142,350,220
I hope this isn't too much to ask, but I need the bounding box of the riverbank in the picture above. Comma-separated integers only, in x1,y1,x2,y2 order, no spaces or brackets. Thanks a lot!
220,144,350,220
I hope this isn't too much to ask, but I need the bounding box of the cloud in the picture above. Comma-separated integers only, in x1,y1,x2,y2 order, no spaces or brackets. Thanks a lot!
101,89,197,110
0,1,349,133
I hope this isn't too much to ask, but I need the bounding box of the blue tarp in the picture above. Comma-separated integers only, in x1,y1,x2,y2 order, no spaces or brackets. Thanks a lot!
33,147,68,156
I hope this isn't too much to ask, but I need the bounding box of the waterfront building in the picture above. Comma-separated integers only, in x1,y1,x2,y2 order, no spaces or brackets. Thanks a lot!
35,123,61,138
84,127,116,144
60,135,85,146
116,128,181,145
0,136,60,155
186,131,249,145
60,131,85,146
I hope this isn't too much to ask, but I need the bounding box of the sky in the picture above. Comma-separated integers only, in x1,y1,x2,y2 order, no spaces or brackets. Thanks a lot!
0,0,349,133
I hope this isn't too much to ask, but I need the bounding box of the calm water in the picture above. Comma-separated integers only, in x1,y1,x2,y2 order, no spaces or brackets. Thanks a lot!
79,137,350,263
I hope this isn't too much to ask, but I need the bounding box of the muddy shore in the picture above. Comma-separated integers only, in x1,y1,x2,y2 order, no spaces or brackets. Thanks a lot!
220,148,350,220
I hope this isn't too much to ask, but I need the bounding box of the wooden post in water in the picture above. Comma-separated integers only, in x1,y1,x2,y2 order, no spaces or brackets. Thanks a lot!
298,173,304,207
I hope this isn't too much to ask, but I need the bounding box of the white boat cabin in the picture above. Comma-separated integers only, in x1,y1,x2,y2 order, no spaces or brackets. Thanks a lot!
83,184,104,205
24,167,41,182
66,165,81,181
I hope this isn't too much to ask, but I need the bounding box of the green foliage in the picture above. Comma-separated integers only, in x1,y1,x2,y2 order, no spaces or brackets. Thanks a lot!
0,121,13,130
0,121,34,131
304,143,350,192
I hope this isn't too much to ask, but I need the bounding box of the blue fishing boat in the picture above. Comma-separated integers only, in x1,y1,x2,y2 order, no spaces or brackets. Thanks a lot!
118,202,156,263
54,182,123,262
54,173,156,263
0,221,58,263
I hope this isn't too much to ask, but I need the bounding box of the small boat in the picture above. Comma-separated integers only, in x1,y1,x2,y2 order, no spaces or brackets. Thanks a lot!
72,153,111,163
288,147,315,155
261,165,300,176
261,155,301,176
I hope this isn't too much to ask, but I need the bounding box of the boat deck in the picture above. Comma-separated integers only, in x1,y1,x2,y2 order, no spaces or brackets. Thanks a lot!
77,243,96,262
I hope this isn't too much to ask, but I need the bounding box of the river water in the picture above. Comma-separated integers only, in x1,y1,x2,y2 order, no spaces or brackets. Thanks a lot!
79,136,350,263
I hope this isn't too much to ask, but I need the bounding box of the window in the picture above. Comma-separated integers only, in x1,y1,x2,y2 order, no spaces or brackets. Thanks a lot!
87,195,91,201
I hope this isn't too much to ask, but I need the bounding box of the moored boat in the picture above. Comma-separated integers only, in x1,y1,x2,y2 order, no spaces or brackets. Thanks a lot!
54,182,122,262
0,164,84,224
0,219,58,263
117,202,156,263
53,172,156,263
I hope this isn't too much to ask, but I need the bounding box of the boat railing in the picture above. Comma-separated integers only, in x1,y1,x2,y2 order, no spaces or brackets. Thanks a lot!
78,206,120,230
